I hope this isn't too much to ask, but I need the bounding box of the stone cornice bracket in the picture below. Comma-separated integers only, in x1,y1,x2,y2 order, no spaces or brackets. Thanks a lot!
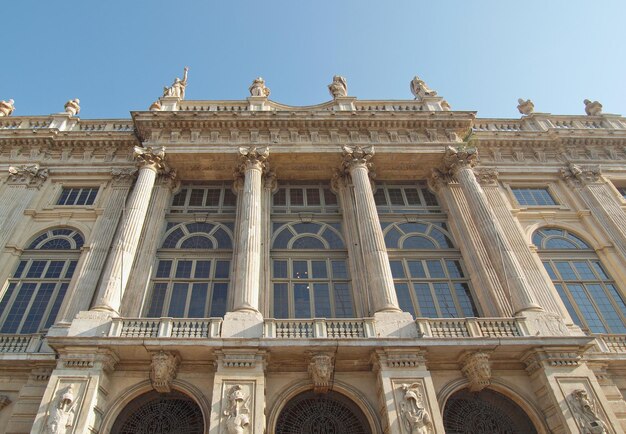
442,145,478,176
560,163,602,187
134,145,166,172
150,350,180,393
460,351,491,392
7,164,48,188
474,167,499,186
374,349,426,370
216,350,267,370
308,353,334,394
341,145,375,174
0,394,11,410
237,146,270,174
522,348,584,375
111,167,138,186
59,349,119,372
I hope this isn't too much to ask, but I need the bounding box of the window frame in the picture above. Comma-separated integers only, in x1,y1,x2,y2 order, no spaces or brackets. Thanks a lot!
505,183,566,209
373,182,440,214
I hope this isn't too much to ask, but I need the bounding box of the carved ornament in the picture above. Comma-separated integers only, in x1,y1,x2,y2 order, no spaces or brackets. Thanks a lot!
341,145,374,173
7,164,48,187
149,100,162,111
461,351,491,392
442,145,477,175
561,163,602,186
150,351,180,393
410,76,437,100
64,99,81,117
517,98,534,115
111,167,138,186
400,383,433,434
0,395,11,411
134,146,166,172
0,99,15,117
474,168,499,186
523,350,582,375
308,353,334,394
46,385,77,434
223,385,251,434
328,75,348,99
584,99,603,116
237,146,270,174
568,389,608,434
163,66,189,99
249,77,270,97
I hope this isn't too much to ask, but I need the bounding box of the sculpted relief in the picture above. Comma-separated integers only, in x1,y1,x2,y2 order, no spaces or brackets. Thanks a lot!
569,389,609,434
399,383,432,434
45,385,77,434
223,385,251,434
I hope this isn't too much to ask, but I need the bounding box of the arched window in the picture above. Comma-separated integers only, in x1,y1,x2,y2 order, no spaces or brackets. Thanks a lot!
271,222,353,318
0,228,83,334
145,222,233,318
534,227,626,333
384,221,478,318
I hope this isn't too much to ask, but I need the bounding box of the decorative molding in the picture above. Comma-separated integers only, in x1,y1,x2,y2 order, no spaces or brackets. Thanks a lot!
59,349,119,372
376,349,426,369
150,350,180,393
442,145,477,175
460,351,491,392
236,146,270,175
217,351,266,370
399,382,433,434
308,353,334,394
474,168,499,186
560,163,602,187
7,164,48,187
111,167,138,186
29,367,53,382
523,350,583,375
341,145,375,173
223,385,251,434
567,387,610,434
134,146,166,172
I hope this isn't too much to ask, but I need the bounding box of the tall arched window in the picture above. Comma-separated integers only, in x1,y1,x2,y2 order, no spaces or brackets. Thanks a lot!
0,228,83,333
384,221,478,318
271,222,353,318
145,221,233,318
534,227,626,333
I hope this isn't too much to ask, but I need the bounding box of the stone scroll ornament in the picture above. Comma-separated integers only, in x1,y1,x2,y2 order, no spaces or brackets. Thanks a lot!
150,351,180,393
223,385,251,434
400,383,432,434
308,353,334,394
568,389,608,434
45,385,77,434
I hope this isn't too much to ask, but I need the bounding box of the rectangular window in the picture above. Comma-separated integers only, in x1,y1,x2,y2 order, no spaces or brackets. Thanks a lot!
512,188,557,206
56,187,98,206
169,185,236,213
272,184,339,214
374,183,440,213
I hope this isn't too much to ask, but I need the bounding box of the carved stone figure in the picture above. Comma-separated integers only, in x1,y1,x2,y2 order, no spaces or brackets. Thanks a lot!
149,100,162,111
150,351,180,393
308,353,334,393
461,351,491,392
64,99,80,116
8,164,49,187
410,76,437,100
0,99,15,117
584,99,603,116
163,67,189,99
569,389,608,434
223,385,251,434
400,383,432,434
249,77,271,97
0,394,11,410
517,98,534,115
561,163,602,186
46,385,77,434
328,75,348,99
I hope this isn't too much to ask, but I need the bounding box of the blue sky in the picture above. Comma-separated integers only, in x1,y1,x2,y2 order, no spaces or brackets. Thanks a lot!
3,1,625,119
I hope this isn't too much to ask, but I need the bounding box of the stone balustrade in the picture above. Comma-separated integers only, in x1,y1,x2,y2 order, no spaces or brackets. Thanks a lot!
0,117,134,131
0,334,46,353
109,317,223,339
264,318,376,339
474,115,626,133
416,317,524,338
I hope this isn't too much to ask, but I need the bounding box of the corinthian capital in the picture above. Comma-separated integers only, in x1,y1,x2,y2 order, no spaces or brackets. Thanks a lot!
7,164,48,188
442,146,477,175
341,145,374,172
561,163,602,187
238,146,270,173
474,168,499,186
134,146,166,172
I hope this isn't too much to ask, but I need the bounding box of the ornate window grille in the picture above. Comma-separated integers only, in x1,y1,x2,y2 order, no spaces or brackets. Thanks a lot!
534,227,626,333
0,228,83,333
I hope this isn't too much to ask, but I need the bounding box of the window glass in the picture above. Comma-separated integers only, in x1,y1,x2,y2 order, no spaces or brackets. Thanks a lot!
512,188,557,206
56,187,98,206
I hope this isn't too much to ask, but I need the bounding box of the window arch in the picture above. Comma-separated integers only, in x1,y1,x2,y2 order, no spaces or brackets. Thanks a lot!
534,227,626,333
145,221,234,318
383,221,478,319
0,228,82,334
271,222,353,319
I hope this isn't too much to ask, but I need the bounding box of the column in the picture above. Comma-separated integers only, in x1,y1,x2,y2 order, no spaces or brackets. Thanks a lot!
121,172,178,316
58,169,135,323
260,171,276,316
91,146,166,315
443,146,541,315
341,146,400,313
0,164,48,250
221,147,269,338
429,173,513,317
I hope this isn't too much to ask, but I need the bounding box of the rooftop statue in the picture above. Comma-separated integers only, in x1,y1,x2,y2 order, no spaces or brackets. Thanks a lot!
163,67,189,99
584,99,603,116
517,98,534,115
328,75,348,99
410,76,437,100
64,99,80,116
0,99,15,117
249,77,271,97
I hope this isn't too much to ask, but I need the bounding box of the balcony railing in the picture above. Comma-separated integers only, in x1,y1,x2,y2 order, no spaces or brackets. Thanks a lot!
109,317,223,339
264,318,375,339
417,317,523,338
0,334,45,353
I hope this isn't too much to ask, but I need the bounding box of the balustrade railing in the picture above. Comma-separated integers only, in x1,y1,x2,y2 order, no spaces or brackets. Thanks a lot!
416,317,523,338
0,334,44,353
596,334,626,353
264,318,375,338
109,318,222,338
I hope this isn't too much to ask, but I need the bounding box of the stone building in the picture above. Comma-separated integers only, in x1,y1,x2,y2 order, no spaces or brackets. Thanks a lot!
0,76,625,433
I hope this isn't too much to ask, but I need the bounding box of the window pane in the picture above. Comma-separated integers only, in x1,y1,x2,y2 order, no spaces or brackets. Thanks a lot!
513,188,557,206
172,189,187,206
26,261,47,278
555,262,576,280
1,283,37,333
147,283,167,317
426,260,446,278
446,260,464,278
194,261,211,278
422,188,439,206
294,284,311,318
292,236,325,249
168,283,188,317
86,188,98,205
175,260,193,278
389,261,406,278
413,283,437,317
454,283,478,317
13,261,27,278
606,284,626,317
591,262,609,280
374,189,388,206
156,260,172,278
293,261,308,279
222,189,237,207
573,262,595,280
76,189,90,205
554,283,583,327
404,188,421,205
403,236,435,249
324,189,338,205
57,188,71,205
566,284,606,333
44,283,68,329
273,284,289,319
210,283,228,317
586,284,626,333
333,283,354,318
306,189,321,206
273,189,287,206
395,283,415,317
290,189,304,206
311,261,328,278
388,189,404,205
273,261,288,278
21,283,55,333
66,189,79,205
188,283,208,317
45,261,65,278
189,189,204,206
433,283,458,317
331,261,348,279
205,189,220,206
215,261,230,279
313,284,331,317
542,262,557,279
0,283,17,317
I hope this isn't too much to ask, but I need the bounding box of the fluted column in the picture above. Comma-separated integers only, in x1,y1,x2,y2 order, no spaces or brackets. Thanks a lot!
562,163,626,263
91,147,166,315
59,169,136,323
260,170,276,315
232,147,269,312
342,146,400,313
121,172,178,317
443,146,541,314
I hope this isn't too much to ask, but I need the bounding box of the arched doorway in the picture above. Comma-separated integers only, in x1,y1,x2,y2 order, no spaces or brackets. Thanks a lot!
111,390,204,434
275,390,372,434
443,388,538,434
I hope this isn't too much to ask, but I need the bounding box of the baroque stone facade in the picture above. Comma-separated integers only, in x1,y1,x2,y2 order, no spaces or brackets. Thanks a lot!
1,77,626,433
